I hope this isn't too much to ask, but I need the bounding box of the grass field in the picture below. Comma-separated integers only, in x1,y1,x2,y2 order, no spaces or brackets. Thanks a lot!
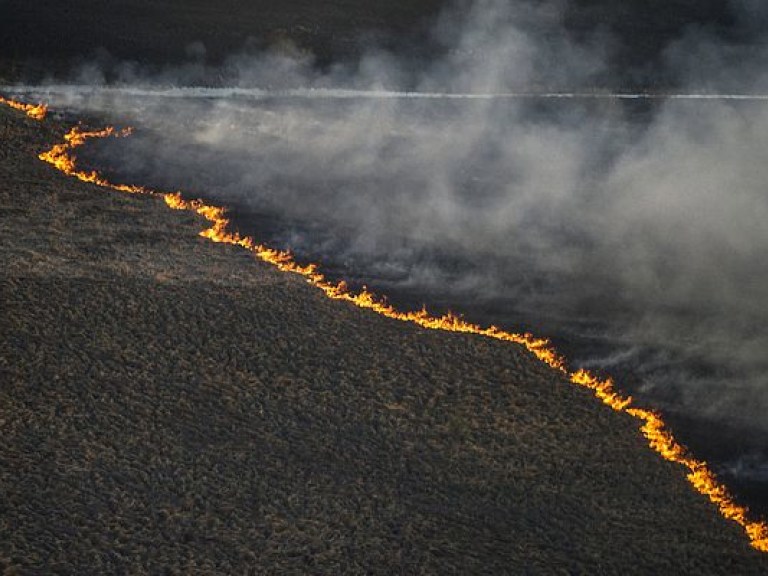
3,1,768,571
3,101,768,573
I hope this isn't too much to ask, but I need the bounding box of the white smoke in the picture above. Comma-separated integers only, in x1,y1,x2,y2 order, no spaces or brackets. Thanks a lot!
4,0,768,433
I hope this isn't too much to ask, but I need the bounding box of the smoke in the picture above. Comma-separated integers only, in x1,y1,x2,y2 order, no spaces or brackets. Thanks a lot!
7,0,768,433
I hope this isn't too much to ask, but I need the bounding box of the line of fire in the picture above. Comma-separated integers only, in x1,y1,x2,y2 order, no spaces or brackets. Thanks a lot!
4,96,767,553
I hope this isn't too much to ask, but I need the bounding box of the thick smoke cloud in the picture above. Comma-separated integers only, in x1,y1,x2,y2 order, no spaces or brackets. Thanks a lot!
14,0,768,435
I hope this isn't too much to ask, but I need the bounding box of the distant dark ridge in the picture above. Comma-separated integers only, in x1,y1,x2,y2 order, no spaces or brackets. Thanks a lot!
0,0,758,87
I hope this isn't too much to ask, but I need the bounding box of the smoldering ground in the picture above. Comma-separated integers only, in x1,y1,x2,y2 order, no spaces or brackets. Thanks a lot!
7,0,768,507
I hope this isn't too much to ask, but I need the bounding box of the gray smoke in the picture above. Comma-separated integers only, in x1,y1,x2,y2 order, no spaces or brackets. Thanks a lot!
8,0,768,432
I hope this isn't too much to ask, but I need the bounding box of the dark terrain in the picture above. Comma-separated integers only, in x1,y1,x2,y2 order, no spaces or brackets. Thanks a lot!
3,0,768,572
0,0,753,86
3,94,768,575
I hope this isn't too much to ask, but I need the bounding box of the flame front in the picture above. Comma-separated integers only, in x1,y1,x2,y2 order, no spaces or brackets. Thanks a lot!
37,126,152,194
6,101,766,553
0,96,47,120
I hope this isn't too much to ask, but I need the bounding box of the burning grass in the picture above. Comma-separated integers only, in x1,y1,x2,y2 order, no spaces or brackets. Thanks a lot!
34,115,768,554
3,99,768,573
0,96,47,120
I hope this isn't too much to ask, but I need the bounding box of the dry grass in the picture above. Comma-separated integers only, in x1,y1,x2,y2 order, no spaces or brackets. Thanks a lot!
2,108,768,574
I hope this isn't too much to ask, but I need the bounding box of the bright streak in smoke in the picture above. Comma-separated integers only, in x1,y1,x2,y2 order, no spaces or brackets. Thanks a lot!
6,84,768,102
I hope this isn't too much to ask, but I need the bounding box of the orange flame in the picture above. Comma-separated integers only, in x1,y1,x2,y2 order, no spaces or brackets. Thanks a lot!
23,117,768,553
0,96,47,120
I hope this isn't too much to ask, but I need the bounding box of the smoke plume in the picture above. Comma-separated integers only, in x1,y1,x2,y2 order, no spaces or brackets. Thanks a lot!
7,0,768,438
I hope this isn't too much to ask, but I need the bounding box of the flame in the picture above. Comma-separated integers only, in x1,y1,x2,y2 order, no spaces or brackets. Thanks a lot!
37,126,152,194
15,111,768,553
0,96,47,120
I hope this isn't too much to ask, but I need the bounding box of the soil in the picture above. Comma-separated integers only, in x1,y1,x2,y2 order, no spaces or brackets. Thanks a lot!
3,102,768,574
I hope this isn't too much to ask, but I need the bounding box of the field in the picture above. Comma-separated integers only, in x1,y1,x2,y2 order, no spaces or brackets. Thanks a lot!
3,98,768,575
2,0,768,572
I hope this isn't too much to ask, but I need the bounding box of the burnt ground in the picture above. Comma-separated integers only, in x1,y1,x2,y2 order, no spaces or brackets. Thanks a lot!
3,105,768,573
0,0,753,87
0,0,445,81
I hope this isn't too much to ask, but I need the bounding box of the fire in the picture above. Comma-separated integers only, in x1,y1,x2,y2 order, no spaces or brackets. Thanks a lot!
9,103,768,552
0,96,47,120
37,126,151,194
